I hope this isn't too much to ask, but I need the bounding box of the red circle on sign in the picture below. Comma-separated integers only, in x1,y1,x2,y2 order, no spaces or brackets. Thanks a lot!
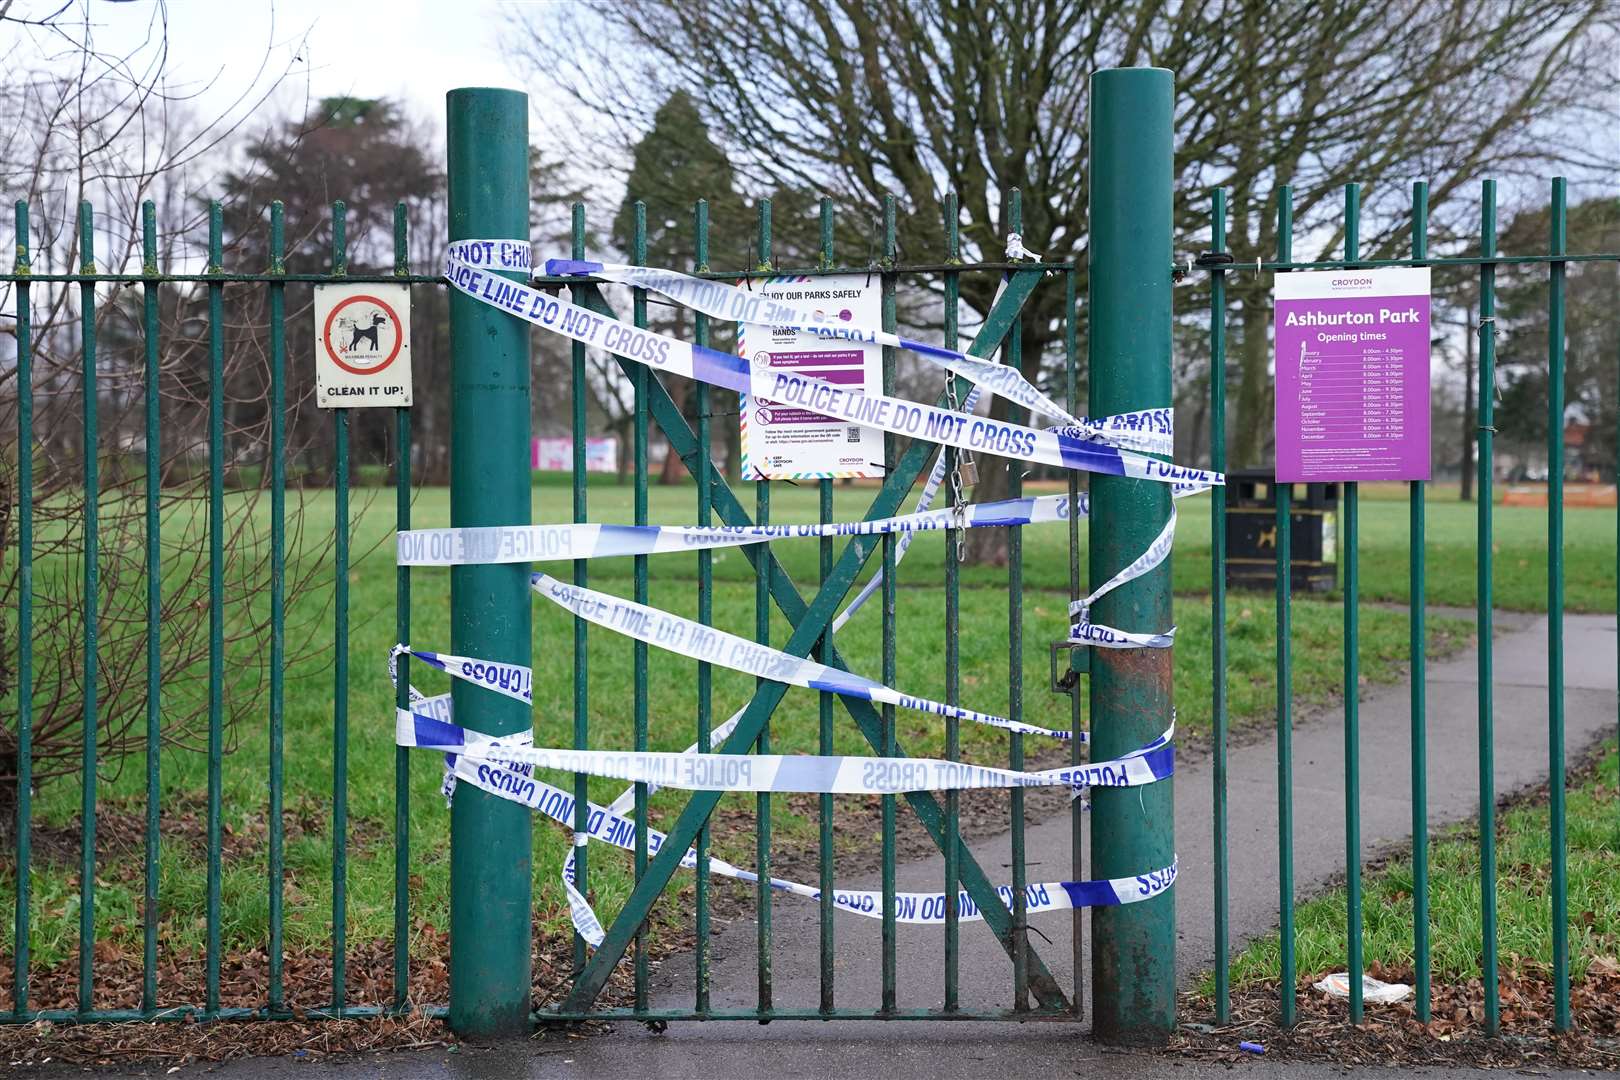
323,294,404,376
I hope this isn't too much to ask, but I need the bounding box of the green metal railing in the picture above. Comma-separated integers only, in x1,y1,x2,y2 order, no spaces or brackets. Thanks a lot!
4,195,429,1023
1202,176,1615,1035
3,180,1092,1024
6,96,1616,1041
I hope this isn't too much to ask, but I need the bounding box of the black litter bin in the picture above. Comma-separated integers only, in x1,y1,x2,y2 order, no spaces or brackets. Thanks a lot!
1224,469,1338,592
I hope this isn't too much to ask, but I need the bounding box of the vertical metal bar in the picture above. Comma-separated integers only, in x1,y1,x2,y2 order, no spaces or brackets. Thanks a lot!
692,199,713,1014
1342,182,1364,1025
445,88,534,1036
1063,248,1084,1021
879,194,898,1014
78,201,100,1017
391,201,412,1012
1408,181,1431,1023
631,200,651,1013
569,199,591,981
817,196,837,1015
330,200,350,1014
942,193,962,1014
754,198,774,1015
11,201,32,1019
1006,188,1029,1013
140,201,162,1015
268,201,288,1015
1089,67,1177,1045
1209,187,1230,1026
1477,178,1500,1037
1547,176,1570,1033
204,201,225,1017
1275,185,1297,1028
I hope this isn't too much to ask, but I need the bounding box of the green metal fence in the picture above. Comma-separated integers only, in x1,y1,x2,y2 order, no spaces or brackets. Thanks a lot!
3,197,438,1023
1202,176,1620,1035
4,83,1618,1038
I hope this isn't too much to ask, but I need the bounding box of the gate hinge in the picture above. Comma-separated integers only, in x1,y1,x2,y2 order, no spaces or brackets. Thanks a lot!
1049,639,1089,696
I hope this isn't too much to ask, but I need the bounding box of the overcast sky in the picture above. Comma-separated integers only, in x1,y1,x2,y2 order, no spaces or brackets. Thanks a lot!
9,0,548,132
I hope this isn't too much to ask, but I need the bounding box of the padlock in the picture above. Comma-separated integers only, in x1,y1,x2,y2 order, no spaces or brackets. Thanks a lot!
957,453,978,488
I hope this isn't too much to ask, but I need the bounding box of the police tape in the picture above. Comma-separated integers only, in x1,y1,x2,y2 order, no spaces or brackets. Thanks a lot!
397,492,1079,566
384,591,1169,945
542,256,1172,456
527,570,1075,741
395,708,1174,794
390,649,1170,945
398,619,1073,744
1068,503,1179,650
443,241,1221,489
446,750,1176,945
833,378,986,631
398,488,1195,657
393,646,533,705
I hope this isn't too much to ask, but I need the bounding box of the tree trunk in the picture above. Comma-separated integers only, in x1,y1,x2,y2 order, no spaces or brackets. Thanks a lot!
615,420,633,484
962,323,1056,566
657,374,692,484
1231,291,1273,468
659,440,686,484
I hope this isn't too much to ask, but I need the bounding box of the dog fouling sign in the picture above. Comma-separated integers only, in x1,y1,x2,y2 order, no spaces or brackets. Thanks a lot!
314,284,412,407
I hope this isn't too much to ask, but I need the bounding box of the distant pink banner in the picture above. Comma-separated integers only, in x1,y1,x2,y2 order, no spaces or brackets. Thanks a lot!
533,436,618,472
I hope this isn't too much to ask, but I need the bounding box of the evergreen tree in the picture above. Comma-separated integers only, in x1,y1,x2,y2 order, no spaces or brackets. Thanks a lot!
612,91,748,272
612,92,750,481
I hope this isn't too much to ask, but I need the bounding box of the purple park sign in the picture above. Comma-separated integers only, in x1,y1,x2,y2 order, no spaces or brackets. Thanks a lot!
1274,267,1432,482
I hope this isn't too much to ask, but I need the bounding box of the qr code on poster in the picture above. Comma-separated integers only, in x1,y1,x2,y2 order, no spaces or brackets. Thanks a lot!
846,426,861,443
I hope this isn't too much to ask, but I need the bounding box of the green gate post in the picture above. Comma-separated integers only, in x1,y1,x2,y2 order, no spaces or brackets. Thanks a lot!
1088,66,1177,1045
446,87,533,1037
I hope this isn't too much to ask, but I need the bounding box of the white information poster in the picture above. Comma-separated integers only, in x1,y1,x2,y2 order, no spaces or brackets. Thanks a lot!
738,274,883,479
313,283,413,408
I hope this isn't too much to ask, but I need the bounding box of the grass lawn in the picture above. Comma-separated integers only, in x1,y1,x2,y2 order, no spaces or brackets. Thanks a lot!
1221,739,1620,992
0,473,1515,1007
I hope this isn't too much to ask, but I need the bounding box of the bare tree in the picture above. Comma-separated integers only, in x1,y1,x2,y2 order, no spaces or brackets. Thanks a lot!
0,1,334,818
509,0,1618,561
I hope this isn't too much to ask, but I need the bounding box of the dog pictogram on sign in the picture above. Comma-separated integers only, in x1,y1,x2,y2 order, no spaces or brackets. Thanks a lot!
313,283,412,407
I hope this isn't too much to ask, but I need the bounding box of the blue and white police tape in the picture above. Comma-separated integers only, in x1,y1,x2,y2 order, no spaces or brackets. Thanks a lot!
1067,502,1179,650
443,241,1221,489
388,657,1167,945
527,570,1076,741
397,491,1079,567
448,751,1176,946
392,645,533,706
396,709,1174,794
541,256,1173,454
833,378,986,631
397,493,1191,660
833,424,1205,634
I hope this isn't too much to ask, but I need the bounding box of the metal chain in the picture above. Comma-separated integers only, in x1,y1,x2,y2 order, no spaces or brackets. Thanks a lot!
945,374,968,564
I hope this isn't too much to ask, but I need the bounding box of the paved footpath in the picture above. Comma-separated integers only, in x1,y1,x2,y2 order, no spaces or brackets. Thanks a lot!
606,611,1616,1012
131,612,1620,1079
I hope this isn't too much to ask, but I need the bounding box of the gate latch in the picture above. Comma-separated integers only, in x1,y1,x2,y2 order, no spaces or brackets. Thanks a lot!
1049,640,1090,696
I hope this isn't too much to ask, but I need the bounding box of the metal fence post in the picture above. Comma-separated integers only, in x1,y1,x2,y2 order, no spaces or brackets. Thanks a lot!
446,87,533,1037
1088,65,1176,1045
